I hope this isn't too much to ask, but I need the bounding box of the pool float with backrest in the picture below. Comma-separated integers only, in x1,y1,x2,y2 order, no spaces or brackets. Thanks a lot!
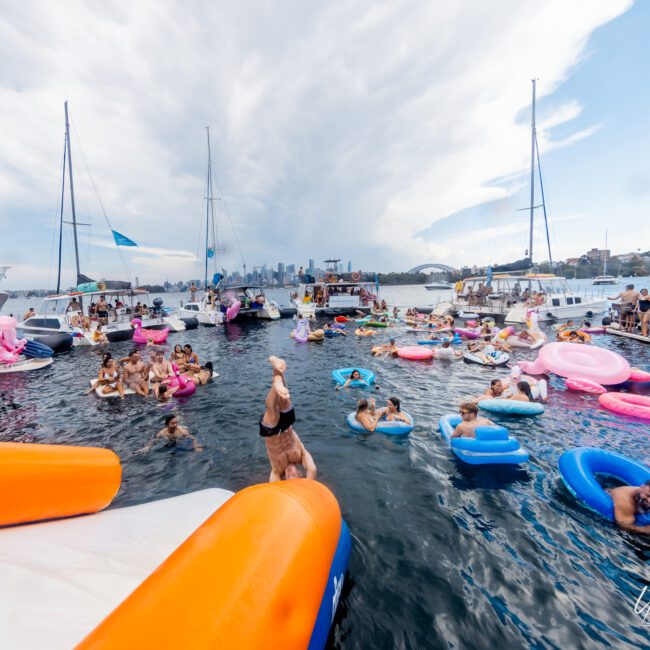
518,342,630,385
478,399,544,416
331,367,375,387
438,415,529,465
598,392,650,420
558,330,591,343
347,411,413,435
0,443,351,649
463,350,509,366
397,346,433,361
559,446,650,524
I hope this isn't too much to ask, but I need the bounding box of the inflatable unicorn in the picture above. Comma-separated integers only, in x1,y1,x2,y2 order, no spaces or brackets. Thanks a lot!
501,310,547,350
0,316,27,364
131,318,170,345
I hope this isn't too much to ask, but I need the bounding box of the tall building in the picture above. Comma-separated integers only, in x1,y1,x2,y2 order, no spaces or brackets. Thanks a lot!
308,258,314,273
586,248,610,263
286,264,296,275
338,262,343,274
347,261,352,273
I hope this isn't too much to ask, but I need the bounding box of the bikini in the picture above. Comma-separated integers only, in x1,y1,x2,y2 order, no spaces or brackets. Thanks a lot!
259,405,296,437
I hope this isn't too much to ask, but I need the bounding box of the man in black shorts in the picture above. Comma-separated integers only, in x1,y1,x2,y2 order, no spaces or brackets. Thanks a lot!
259,356,316,481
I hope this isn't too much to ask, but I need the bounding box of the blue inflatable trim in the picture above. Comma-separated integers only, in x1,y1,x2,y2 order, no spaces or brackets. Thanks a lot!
438,414,529,465
559,447,650,525
347,411,414,436
308,519,352,650
417,336,462,346
479,399,544,416
332,367,375,387
324,329,344,337
22,339,55,359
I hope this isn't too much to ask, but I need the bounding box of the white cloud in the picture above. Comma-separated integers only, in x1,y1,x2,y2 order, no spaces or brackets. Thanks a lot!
0,0,632,287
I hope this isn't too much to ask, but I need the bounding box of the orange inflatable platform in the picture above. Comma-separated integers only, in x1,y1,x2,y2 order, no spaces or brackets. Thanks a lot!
0,442,121,526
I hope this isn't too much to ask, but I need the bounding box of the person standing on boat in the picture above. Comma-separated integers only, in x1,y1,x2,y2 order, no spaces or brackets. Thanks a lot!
67,297,81,313
96,295,109,324
608,284,640,331
259,356,317,481
22,307,35,321
298,266,304,281
635,288,650,338
189,282,197,302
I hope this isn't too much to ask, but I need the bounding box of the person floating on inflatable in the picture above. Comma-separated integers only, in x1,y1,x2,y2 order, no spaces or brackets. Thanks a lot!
610,481,650,535
451,402,494,438
371,337,398,357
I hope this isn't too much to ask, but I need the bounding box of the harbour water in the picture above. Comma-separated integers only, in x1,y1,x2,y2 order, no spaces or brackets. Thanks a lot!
1,283,649,648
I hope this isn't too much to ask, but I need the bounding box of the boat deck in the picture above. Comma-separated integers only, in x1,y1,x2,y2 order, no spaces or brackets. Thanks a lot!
605,328,650,344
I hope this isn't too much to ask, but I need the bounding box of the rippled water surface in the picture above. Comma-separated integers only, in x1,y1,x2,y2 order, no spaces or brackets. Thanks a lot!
2,285,650,648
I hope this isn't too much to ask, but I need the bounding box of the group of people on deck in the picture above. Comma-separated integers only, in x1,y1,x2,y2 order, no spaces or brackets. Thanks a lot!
87,344,213,400
608,284,650,336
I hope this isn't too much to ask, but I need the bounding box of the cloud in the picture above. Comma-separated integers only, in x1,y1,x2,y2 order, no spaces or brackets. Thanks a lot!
0,0,632,288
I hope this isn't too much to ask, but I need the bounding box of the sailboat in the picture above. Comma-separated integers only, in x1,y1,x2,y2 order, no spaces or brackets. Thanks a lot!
20,102,185,346
443,80,608,323
592,231,616,285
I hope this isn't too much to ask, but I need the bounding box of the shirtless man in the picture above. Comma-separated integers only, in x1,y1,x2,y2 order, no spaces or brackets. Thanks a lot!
150,350,176,398
138,415,203,452
121,349,149,397
95,295,110,324
260,356,317,481
609,284,640,331
451,402,494,438
22,307,35,321
609,480,650,535
371,337,399,357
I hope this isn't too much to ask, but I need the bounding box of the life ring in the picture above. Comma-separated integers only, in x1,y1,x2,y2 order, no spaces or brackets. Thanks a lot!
331,368,375,387
558,330,591,343
325,273,337,283
347,411,413,436
397,346,433,361
351,271,361,281
559,446,650,524
598,392,650,420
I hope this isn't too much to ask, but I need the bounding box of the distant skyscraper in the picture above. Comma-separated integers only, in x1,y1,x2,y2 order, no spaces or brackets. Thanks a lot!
286,264,296,275
135,276,139,288
347,261,352,273
308,258,314,272
338,263,343,274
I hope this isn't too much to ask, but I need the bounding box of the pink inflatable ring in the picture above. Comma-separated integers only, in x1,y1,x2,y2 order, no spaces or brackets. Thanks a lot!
599,392,650,420
630,368,650,382
518,342,630,385
397,346,433,361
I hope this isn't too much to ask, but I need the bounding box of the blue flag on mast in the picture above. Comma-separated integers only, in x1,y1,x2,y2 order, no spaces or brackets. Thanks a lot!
112,230,138,247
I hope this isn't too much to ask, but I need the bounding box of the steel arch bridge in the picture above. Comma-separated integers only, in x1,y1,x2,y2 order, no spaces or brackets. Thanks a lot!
407,263,454,274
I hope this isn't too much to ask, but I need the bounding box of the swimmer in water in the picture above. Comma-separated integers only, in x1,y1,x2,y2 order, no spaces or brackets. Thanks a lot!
475,378,505,402
376,396,410,423
138,415,203,452
434,339,462,360
354,398,380,431
608,480,650,535
260,356,316,481
451,402,494,439
371,337,399,357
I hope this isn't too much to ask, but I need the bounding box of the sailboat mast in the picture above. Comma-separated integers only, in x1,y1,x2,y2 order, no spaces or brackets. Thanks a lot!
204,126,212,290
528,79,537,263
56,134,67,293
64,101,81,283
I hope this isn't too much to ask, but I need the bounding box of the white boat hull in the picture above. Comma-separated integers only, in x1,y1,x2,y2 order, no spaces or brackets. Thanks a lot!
0,357,53,373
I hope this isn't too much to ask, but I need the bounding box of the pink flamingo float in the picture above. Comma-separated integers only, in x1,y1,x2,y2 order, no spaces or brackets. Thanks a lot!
130,318,170,344
0,316,27,364
166,363,196,397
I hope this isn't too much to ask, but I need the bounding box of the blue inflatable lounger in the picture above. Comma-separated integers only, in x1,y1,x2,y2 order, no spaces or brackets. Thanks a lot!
331,367,375,387
347,411,414,436
438,414,529,465
559,446,650,525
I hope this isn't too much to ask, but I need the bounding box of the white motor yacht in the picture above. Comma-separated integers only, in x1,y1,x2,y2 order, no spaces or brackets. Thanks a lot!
179,292,224,326
222,286,281,320
20,289,185,346
438,273,608,323
592,275,617,285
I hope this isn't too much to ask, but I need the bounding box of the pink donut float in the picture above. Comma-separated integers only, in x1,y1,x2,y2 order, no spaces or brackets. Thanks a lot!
565,376,606,395
599,392,650,420
518,342,630,385
630,368,650,382
397,346,433,361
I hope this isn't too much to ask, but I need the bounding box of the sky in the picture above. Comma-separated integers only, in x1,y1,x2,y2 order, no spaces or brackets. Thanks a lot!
1,0,647,289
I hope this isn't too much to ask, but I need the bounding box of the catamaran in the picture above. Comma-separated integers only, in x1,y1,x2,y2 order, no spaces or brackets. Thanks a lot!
442,80,607,323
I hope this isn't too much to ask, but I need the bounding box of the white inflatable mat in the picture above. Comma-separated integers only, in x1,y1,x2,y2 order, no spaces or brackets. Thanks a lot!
0,488,233,649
